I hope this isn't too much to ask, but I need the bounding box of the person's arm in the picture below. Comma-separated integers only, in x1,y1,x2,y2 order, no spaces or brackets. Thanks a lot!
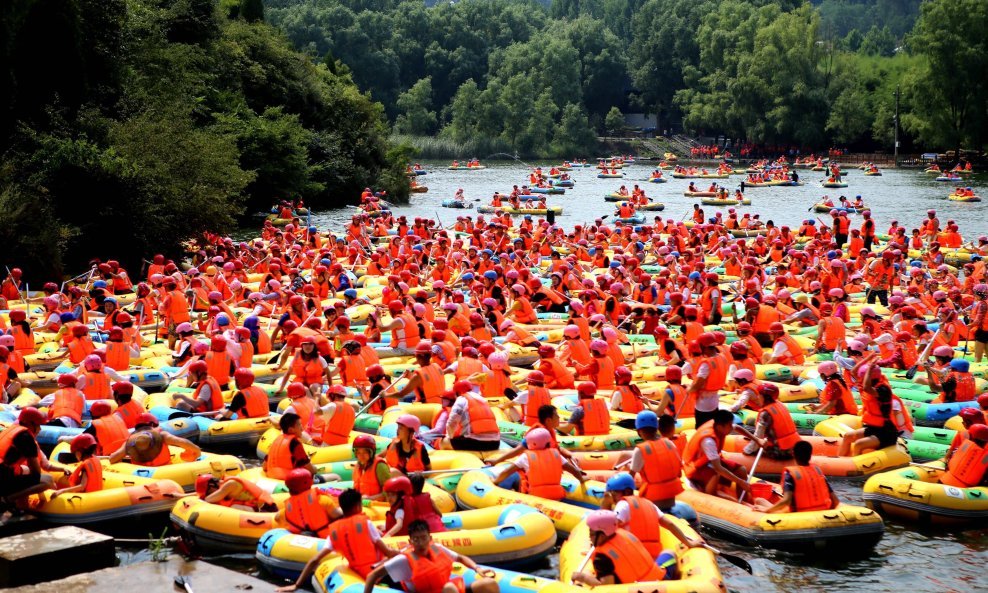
710,456,750,494
203,480,240,504
761,490,793,514
275,547,333,592
451,550,495,578
361,563,388,593
163,433,201,461
485,443,524,466
562,459,587,484
391,373,422,399
492,463,520,485
659,514,705,547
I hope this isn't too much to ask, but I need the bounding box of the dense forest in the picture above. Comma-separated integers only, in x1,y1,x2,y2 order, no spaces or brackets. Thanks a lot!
267,0,987,155
0,0,408,278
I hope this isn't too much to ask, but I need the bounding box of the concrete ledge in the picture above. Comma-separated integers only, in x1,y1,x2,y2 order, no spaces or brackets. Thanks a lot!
0,526,115,587
7,555,275,592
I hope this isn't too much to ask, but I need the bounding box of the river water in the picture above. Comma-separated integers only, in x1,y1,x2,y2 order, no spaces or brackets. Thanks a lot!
205,161,988,591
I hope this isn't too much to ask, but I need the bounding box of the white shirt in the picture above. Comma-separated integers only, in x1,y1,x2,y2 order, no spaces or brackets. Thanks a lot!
694,361,719,412
613,498,663,524
447,394,500,440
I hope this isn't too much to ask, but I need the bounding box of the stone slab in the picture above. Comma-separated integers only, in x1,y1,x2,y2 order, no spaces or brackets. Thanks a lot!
0,526,115,587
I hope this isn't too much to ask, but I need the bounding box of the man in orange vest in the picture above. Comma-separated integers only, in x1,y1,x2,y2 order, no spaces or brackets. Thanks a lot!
195,474,277,512
493,427,585,499
627,411,685,513
390,342,445,404
314,385,356,445
276,488,399,592
361,519,498,593
560,382,610,436
603,472,704,561
0,408,61,509
683,410,751,499
734,384,801,459
217,368,270,420
108,413,201,466
688,333,728,428
940,424,988,488
445,380,501,451
755,440,839,513
172,360,223,413
263,413,326,480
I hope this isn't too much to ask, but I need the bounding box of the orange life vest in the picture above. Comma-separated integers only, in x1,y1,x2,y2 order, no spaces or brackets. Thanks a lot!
291,356,324,386
701,355,728,391
637,439,684,502
578,398,609,435
594,529,665,583
522,449,565,500
402,545,461,593
464,394,498,436
320,403,354,446
104,341,130,371
783,465,832,511
326,514,381,578
92,414,129,455
284,489,332,538
68,457,103,493
264,433,299,480
523,386,552,427
205,351,232,385
49,388,85,424
416,364,445,404
353,457,388,497
133,430,173,467
540,357,575,389
391,313,421,348
386,439,427,474
683,421,724,479
614,385,644,413
822,380,858,415
83,370,111,400
775,334,805,365
237,386,270,418
941,439,988,488
623,496,663,559
762,401,801,449
115,399,143,429
193,377,224,412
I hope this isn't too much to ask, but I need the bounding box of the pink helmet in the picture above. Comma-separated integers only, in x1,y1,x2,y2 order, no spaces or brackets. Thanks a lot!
732,369,754,382
590,339,608,354
817,361,838,377
563,324,580,339
526,428,553,450
932,346,954,358
487,351,509,370
601,327,617,341
860,307,877,318
83,354,103,371
395,414,422,431
828,288,844,298
175,322,194,334
585,510,619,536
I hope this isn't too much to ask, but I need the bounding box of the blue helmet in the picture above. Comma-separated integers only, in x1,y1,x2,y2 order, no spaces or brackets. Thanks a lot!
215,314,230,326
59,312,76,323
808,220,816,225
103,297,117,305
461,272,475,282
481,249,494,256
635,410,658,430
609,261,621,269
320,258,333,267
950,359,970,372
308,226,317,233
605,472,636,493
910,260,922,268
343,289,358,299
483,270,498,280
93,280,107,289
688,271,701,280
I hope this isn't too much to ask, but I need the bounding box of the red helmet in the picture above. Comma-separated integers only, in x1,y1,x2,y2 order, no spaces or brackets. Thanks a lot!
285,469,313,494
210,336,227,352
415,341,433,355
234,368,255,388
895,331,912,342
367,364,385,379
526,370,545,386
70,433,98,454
89,401,113,418
136,413,159,428
454,380,472,394
615,366,633,381
759,383,780,399
17,407,45,427
577,382,597,397
286,382,307,399
664,366,682,382
768,322,785,333
57,373,77,387
696,332,716,348
729,341,749,356
383,476,413,496
352,434,377,451
387,300,405,313
189,360,208,376
112,381,134,395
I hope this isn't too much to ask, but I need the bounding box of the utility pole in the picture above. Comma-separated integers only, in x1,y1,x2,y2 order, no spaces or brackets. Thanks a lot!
893,85,900,168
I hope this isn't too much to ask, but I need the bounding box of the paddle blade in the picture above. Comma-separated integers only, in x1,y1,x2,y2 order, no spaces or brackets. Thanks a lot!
904,365,918,380
719,551,753,574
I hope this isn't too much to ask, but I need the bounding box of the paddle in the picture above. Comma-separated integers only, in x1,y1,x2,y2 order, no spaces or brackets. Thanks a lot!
356,370,410,416
174,575,194,593
414,468,477,476
905,327,942,380
704,544,753,574
908,462,945,471
570,546,594,584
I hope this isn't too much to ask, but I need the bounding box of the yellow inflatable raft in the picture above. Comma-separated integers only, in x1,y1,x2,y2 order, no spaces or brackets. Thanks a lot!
863,463,988,525
29,472,186,524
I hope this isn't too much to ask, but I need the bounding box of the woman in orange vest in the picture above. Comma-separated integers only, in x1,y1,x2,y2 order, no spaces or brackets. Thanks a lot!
445,382,501,451
571,510,668,586
807,361,858,416
603,472,704,560
45,373,86,427
940,424,988,487
196,474,276,512
608,366,644,413
50,434,103,497
839,362,899,456
99,326,138,371
172,360,223,413
629,411,685,511
536,344,575,389
85,401,129,455
217,368,269,420
382,475,445,537
352,434,390,500
278,337,330,397
315,385,355,446
755,441,839,513
386,415,431,475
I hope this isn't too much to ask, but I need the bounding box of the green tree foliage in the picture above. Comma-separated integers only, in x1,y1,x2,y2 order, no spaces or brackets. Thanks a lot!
552,103,597,156
0,0,405,278
395,77,437,135
903,0,988,154
859,25,896,56
604,107,624,135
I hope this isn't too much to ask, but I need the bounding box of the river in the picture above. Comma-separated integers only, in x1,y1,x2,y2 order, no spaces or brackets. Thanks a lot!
154,160,988,592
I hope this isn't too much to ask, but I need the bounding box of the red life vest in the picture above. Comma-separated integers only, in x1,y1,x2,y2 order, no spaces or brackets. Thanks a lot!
0,426,37,473
822,380,858,415
206,351,232,385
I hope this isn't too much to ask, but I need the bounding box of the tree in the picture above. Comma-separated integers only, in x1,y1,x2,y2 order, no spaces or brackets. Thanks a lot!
905,0,988,153
444,79,482,143
604,106,624,135
860,25,895,56
395,77,437,135
552,103,596,156
239,0,264,23
499,73,535,148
